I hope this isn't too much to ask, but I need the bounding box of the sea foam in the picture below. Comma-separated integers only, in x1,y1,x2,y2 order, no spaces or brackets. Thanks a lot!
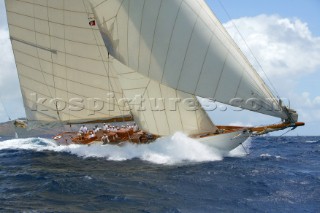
0,132,250,165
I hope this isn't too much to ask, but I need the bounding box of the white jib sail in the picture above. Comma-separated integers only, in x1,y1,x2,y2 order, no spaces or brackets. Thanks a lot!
90,0,289,120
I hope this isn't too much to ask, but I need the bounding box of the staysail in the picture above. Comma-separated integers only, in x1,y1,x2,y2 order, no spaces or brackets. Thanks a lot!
5,0,130,127
111,58,217,135
90,0,290,120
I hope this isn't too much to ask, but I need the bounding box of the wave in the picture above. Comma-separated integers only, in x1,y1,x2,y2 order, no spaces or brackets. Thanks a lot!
305,140,320,144
260,153,284,160
228,138,252,157
0,132,251,165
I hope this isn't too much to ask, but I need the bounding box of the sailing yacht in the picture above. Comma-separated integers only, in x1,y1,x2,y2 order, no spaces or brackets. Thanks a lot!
5,0,304,151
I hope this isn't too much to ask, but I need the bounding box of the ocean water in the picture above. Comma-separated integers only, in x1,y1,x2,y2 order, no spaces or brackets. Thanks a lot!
0,134,319,212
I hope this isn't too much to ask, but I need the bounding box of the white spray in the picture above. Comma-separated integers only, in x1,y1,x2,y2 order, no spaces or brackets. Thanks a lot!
0,132,251,165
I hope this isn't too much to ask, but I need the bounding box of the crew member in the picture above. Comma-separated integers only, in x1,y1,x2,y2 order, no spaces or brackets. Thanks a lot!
101,134,110,144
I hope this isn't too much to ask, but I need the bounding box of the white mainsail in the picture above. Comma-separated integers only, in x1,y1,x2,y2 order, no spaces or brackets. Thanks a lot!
5,0,130,127
90,0,289,120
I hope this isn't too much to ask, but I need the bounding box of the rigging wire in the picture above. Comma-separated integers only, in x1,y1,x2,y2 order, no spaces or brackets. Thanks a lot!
214,0,281,100
279,128,294,137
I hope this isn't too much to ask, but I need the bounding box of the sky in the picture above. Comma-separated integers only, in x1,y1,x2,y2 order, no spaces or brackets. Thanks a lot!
206,0,320,136
0,0,320,136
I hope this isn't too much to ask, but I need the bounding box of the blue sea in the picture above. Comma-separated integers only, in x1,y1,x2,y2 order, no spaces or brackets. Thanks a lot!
0,134,319,212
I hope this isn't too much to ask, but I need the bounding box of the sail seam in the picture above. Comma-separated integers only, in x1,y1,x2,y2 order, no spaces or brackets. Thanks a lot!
137,0,147,74
73,0,91,123
11,1,89,14
9,22,109,47
45,0,58,103
19,74,123,102
91,0,107,9
213,52,229,99
12,46,117,71
158,83,171,135
22,92,121,119
25,108,62,121
177,15,199,90
114,2,125,58
126,0,130,65
194,34,214,95
22,95,72,116
124,76,152,133
140,110,151,136
31,0,58,119
160,0,184,84
234,68,244,99
146,89,160,135
175,90,186,133
17,63,122,94
15,58,120,83
146,0,163,77
7,10,97,30
21,83,123,110
23,97,83,120
193,1,236,47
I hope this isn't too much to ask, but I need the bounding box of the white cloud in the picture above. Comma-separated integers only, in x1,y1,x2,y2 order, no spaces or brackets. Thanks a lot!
221,15,320,135
0,2,25,121
0,28,15,82
224,14,320,78
0,27,24,121
290,92,320,123
300,92,320,108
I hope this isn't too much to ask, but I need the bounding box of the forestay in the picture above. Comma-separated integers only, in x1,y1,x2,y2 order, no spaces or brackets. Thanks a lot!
90,0,288,120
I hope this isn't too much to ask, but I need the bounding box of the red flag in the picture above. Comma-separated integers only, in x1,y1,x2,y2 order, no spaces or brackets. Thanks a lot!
89,20,96,26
